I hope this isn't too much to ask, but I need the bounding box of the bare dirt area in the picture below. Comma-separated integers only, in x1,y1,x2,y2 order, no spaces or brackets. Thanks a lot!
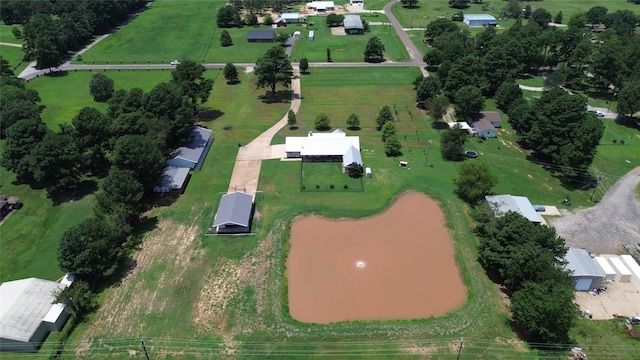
573,281,640,319
286,191,467,323
549,167,640,254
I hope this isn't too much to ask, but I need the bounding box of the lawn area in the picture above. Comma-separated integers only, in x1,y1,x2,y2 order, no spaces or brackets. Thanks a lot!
290,18,409,62
571,317,640,360
300,161,364,192
0,24,24,44
0,45,26,71
517,77,545,88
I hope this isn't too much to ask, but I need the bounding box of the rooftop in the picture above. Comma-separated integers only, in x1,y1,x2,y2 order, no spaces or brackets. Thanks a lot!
565,248,606,277
485,194,542,223
213,192,254,228
173,126,212,164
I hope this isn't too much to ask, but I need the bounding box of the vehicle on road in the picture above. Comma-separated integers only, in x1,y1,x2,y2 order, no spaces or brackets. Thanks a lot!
596,111,605,117
170,60,180,65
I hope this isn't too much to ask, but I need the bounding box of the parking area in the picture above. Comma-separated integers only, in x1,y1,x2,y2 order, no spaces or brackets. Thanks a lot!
574,281,640,320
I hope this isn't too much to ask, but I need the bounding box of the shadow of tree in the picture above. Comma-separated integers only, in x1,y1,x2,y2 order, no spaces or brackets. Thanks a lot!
198,109,224,121
258,90,292,103
431,121,449,130
51,179,99,205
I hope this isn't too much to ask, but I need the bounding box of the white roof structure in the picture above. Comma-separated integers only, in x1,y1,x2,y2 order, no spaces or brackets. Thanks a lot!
485,194,543,224
281,13,300,22
609,257,632,282
594,257,616,281
621,255,640,291
285,130,362,167
0,278,66,344
464,14,497,21
565,248,606,278
448,122,471,130
307,1,335,10
343,14,363,29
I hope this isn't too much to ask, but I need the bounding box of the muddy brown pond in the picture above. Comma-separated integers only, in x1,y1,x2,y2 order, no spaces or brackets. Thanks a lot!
286,191,467,324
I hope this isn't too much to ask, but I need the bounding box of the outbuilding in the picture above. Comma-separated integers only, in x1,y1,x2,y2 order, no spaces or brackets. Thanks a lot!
594,257,616,282
564,248,606,291
306,1,335,13
212,192,254,234
166,126,213,170
154,166,191,193
485,194,543,224
343,15,364,35
609,257,632,282
281,13,301,23
463,14,497,27
620,255,640,291
285,129,362,171
246,28,276,42
0,278,70,352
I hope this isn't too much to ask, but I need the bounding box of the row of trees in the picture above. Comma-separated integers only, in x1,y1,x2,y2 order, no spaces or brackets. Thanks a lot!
0,0,147,69
375,105,402,156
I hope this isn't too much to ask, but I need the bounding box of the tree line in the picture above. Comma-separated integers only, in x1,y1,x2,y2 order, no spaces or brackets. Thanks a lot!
0,0,148,69
1,60,214,315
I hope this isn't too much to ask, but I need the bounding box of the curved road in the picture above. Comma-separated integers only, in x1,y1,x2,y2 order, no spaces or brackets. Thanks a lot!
549,167,640,254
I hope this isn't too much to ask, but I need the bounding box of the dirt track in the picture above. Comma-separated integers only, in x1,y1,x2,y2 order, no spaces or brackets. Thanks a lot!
549,167,640,254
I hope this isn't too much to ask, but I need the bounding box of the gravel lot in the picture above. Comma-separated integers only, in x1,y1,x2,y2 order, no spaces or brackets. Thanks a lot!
549,167,640,254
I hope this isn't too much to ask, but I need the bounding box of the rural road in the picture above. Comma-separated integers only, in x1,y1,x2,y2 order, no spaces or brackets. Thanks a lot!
549,166,640,254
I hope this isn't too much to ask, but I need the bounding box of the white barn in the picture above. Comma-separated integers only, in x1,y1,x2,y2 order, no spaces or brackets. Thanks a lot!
594,257,616,282
285,129,362,169
609,257,632,282
463,14,497,27
306,1,335,13
0,278,70,352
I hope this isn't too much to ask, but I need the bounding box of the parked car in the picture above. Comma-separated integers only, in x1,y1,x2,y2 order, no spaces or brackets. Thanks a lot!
596,111,605,117
170,60,180,65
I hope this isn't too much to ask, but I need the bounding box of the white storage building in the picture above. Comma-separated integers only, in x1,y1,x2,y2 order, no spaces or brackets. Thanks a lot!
609,257,632,282
594,257,616,282
620,255,640,291
463,14,497,27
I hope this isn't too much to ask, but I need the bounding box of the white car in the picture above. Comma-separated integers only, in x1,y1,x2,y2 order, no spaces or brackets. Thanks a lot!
170,60,180,65
595,111,605,117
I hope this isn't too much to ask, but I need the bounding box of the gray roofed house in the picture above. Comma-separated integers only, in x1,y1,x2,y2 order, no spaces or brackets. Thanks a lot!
0,278,69,352
344,15,364,35
565,248,606,291
485,194,543,224
213,192,254,233
473,111,501,128
247,29,276,42
166,126,213,170
471,118,497,138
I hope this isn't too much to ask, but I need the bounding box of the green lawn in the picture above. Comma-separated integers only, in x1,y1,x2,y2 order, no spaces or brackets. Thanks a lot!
290,19,409,62
0,24,24,44
517,77,545,88
300,161,364,192
0,45,26,72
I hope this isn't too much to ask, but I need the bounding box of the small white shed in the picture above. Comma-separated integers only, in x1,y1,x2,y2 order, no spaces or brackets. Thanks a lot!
309,30,315,40
609,257,632,282
620,255,640,291
594,257,616,282
365,167,371,178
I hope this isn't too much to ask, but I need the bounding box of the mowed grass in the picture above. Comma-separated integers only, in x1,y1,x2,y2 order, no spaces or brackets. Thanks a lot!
290,18,409,62
300,162,364,192
0,45,26,72
0,24,24,44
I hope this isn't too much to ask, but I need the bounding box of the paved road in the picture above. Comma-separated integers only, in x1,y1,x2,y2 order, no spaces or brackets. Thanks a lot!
0,42,22,48
549,167,640,254
383,0,427,76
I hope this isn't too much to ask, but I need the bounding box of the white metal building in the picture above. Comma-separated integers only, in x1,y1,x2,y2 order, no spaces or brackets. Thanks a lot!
285,129,362,169
594,257,616,282
564,248,606,291
306,1,335,13
485,194,543,224
0,278,70,352
463,14,497,27
608,257,632,282
620,255,640,291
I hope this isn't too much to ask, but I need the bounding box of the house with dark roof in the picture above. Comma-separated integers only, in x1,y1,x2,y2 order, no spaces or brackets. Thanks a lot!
285,129,362,170
167,126,212,170
247,29,276,42
485,194,543,225
212,192,254,233
473,111,501,128
344,15,364,35
0,278,70,352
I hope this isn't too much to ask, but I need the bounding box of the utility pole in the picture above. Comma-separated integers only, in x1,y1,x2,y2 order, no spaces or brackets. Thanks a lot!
456,337,464,360
589,173,604,202
141,338,150,360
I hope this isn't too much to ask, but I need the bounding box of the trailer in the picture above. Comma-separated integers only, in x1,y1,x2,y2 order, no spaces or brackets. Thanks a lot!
595,257,616,282
620,255,640,291
608,257,632,282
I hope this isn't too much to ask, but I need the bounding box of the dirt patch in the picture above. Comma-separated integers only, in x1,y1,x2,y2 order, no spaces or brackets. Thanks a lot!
287,191,467,323
330,26,347,35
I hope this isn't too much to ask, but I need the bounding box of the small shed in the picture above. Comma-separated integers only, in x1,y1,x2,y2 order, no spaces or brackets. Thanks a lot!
166,126,213,170
212,192,254,234
350,0,363,4
309,30,315,40
343,15,364,35
463,14,497,27
609,257,632,282
365,167,371,178
275,19,287,27
564,248,606,291
472,118,497,138
620,255,640,291
594,257,616,282
246,28,276,42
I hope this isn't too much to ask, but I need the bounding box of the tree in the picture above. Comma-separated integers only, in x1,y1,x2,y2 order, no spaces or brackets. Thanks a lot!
586,6,608,25
254,47,294,97
112,135,166,193
364,36,385,63
423,49,443,69
11,26,21,39
0,56,15,78
424,18,459,43
276,32,289,46
217,5,241,28
522,5,532,19
1,118,49,182
617,81,640,117
223,63,239,84
57,217,123,282
326,48,332,62
287,109,297,128
326,13,344,27
89,73,115,102
220,29,233,47
554,11,563,24
531,8,552,29
263,13,274,26
375,105,394,130
54,280,97,320
171,59,214,106
511,279,576,344
400,0,419,8
0,84,43,138
314,113,331,130
453,162,498,204
454,86,484,120
72,106,112,173
425,96,449,119
440,125,467,161
448,0,469,9
245,12,258,26
95,167,145,226
603,10,639,37
30,131,84,196
494,80,522,111
346,113,360,129
416,77,440,102
381,121,396,142
384,134,402,156
299,58,309,74
346,162,364,178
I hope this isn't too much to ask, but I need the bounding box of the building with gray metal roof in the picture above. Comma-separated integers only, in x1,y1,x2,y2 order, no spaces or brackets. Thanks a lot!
0,278,69,352
564,248,606,291
344,15,364,34
213,192,254,233
485,195,543,224
167,126,212,170
463,14,497,27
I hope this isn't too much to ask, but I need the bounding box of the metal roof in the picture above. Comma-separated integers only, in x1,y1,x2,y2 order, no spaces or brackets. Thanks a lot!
342,145,363,167
485,195,542,223
246,29,275,41
155,166,190,192
172,126,212,164
0,278,65,342
343,15,363,29
281,13,300,21
472,118,496,133
565,248,606,277
307,1,335,9
464,14,497,21
213,192,253,227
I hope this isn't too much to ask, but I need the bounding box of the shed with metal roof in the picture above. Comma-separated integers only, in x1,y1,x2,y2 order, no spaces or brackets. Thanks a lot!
565,248,606,291
212,192,254,233
463,14,497,27
167,126,213,170
485,194,543,224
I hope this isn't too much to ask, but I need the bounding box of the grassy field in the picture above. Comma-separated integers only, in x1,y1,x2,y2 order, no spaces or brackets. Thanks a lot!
290,19,409,62
300,161,364,192
0,24,24,44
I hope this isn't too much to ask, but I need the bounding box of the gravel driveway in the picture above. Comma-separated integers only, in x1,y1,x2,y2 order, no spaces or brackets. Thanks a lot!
549,167,640,254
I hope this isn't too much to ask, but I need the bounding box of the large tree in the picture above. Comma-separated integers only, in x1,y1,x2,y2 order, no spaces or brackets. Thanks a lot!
220,29,233,47
453,85,484,120
384,134,402,156
223,62,239,84
94,167,146,226
30,130,84,196
89,73,115,102
72,106,112,173
448,0,469,10
1,118,49,182
217,5,241,28
453,162,498,204
416,76,440,102
531,8,552,29
380,121,396,142
0,84,43,138
375,105,394,130
364,36,385,63
254,46,294,97
171,60,214,106
57,216,124,282
440,124,467,161
511,279,576,344
494,80,522,111
617,80,640,117
111,135,166,193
